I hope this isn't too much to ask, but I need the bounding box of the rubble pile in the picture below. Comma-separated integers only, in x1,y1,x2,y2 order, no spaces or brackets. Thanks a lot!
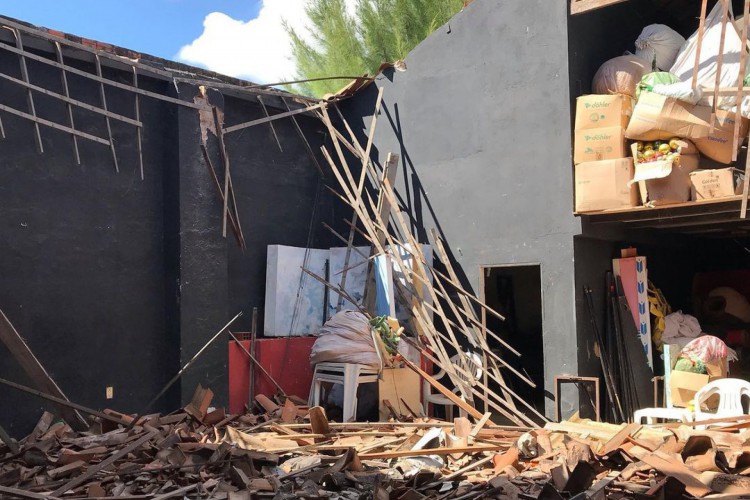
4,389,750,499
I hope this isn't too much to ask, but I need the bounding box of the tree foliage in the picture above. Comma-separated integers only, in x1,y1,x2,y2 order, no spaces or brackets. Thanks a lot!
286,0,464,97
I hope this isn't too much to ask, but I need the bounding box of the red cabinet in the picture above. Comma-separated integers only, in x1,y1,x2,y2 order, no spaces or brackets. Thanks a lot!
228,337,316,415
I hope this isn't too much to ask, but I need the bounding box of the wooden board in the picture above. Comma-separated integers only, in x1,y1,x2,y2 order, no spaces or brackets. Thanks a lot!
378,368,421,421
570,0,630,14
0,309,88,431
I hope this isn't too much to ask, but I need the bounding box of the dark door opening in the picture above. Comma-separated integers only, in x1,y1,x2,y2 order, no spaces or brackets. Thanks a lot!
482,264,545,414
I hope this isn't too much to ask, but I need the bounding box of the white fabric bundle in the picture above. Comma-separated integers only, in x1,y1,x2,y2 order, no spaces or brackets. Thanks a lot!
670,2,745,111
635,24,686,71
662,311,702,344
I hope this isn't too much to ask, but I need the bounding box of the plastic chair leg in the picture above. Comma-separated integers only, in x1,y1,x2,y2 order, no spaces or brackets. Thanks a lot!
342,365,359,422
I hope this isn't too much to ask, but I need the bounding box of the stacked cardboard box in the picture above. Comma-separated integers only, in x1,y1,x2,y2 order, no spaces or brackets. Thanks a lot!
690,168,739,201
574,94,639,212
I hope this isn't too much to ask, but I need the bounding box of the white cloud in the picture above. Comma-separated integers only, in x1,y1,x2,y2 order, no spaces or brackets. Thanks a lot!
176,0,357,85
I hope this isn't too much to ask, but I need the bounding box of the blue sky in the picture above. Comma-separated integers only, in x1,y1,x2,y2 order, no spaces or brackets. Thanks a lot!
0,0,262,60
0,0,324,83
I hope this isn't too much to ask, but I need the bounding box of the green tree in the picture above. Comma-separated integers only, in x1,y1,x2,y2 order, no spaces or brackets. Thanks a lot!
286,0,464,97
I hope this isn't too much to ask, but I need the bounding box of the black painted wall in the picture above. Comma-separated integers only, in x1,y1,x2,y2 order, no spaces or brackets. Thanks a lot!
0,46,335,435
0,48,178,434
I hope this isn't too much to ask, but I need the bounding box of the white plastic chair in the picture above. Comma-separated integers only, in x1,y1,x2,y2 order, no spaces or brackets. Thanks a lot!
633,407,693,425
423,351,483,422
693,378,750,429
308,362,380,422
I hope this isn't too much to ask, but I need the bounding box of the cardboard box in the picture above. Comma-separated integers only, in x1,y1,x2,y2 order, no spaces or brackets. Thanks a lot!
625,92,748,164
690,168,737,201
669,371,710,408
378,367,421,421
634,160,700,205
666,343,729,408
574,126,627,164
629,143,699,206
575,158,638,212
575,94,633,131
705,357,729,379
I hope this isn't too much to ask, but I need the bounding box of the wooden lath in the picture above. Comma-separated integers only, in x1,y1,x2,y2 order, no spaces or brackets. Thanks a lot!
314,99,547,427
570,0,631,14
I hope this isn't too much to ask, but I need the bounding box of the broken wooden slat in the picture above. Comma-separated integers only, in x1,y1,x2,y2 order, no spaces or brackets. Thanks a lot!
132,66,144,180
53,41,79,165
9,28,42,153
0,310,88,431
223,102,326,134
94,54,119,172
639,451,712,497
0,40,207,110
0,103,109,145
51,429,159,496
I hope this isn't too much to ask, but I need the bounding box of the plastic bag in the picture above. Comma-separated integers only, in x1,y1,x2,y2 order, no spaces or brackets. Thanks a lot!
674,356,707,374
635,72,681,99
635,24,686,71
670,1,744,110
680,335,737,363
651,80,703,105
310,310,383,369
592,55,650,97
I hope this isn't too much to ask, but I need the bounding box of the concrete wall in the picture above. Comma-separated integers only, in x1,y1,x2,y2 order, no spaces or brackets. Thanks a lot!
0,47,335,435
342,0,581,417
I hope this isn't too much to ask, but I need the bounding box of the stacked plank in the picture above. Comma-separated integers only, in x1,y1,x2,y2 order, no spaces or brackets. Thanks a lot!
314,99,547,428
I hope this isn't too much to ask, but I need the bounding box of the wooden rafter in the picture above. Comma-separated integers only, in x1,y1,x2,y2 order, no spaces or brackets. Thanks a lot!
0,103,109,145
95,54,119,172
53,41,80,165
9,28,43,153
570,0,630,15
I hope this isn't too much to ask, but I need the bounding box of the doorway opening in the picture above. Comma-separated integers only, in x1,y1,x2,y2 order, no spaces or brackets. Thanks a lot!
482,264,545,414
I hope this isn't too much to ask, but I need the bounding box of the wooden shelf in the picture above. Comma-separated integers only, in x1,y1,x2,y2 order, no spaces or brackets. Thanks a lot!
576,196,750,236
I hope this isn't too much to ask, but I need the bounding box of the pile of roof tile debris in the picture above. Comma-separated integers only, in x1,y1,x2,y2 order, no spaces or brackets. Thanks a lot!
4,384,750,500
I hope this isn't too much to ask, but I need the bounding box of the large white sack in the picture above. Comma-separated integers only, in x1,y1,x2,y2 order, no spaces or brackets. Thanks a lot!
671,1,744,110
592,55,650,97
310,310,382,369
635,24,686,71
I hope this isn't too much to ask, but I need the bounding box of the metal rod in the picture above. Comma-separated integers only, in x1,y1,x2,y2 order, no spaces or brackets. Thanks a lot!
227,329,286,396
145,311,243,410
257,95,283,152
282,97,325,176
248,307,258,404
0,376,132,427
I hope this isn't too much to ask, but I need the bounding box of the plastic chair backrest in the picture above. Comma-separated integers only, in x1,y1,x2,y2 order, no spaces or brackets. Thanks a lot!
423,351,483,398
694,378,750,416
454,351,483,386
